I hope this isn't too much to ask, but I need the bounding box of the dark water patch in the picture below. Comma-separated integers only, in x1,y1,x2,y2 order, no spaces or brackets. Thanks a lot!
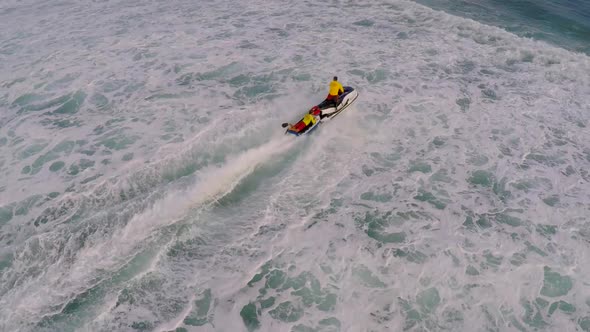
0,205,14,226
408,160,431,173
122,153,134,161
454,60,476,74
481,88,498,100
307,199,344,230
355,210,408,243
432,137,446,147
494,213,523,227
235,84,274,99
18,141,49,160
547,300,575,316
99,133,139,151
238,41,259,49
80,174,102,185
348,69,365,78
463,213,493,230
414,190,447,210
365,69,389,83
28,140,78,173
79,149,95,156
541,267,572,297
53,91,86,114
269,301,303,322
145,92,193,101
0,252,13,273
414,190,446,209
468,170,494,187
45,118,83,128
353,19,375,27
417,287,440,313
67,159,94,176
520,300,548,328
525,152,566,167
54,140,77,154
371,151,401,168
425,48,438,56
347,68,389,83
482,251,503,270
352,265,386,288
398,298,422,330
182,289,212,326
11,93,47,107
492,177,512,202
240,303,259,331
542,195,559,206
21,165,31,174
100,80,127,93
228,74,250,87
480,69,495,76
436,114,449,128
89,93,109,110
49,161,65,172
391,247,428,264
441,307,464,329
466,265,480,276
430,169,453,183
267,27,289,38
524,241,547,257
536,224,557,238
30,152,60,175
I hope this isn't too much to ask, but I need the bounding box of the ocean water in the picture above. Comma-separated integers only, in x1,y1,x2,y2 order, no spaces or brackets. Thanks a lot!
413,0,590,54
0,0,589,331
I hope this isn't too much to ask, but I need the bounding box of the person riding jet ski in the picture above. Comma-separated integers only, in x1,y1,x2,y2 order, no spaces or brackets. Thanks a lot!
320,76,344,119
327,76,344,108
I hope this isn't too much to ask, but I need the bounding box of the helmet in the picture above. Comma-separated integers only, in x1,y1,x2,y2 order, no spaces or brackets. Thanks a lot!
333,76,338,81
310,105,321,115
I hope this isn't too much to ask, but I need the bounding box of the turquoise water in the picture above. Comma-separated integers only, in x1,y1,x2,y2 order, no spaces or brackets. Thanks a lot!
0,0,589,331
415,0,590,54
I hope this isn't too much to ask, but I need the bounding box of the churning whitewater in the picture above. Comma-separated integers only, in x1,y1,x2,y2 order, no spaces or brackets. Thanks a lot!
1,0,589,331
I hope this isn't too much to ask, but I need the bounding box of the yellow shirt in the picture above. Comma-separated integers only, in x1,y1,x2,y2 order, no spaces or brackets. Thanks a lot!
302,113,317,125
329,80,344,96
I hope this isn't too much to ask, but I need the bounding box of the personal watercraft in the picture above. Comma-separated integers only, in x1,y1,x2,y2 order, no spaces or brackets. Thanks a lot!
281,86,359,136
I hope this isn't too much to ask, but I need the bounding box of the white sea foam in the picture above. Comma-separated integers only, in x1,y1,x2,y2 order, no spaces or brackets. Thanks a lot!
0,0,589,331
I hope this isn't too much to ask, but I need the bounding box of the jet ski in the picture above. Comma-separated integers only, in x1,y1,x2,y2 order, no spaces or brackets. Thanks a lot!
282,86,359,136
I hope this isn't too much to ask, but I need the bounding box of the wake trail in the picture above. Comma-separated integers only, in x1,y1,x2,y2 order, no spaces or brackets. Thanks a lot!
70,133,298,287
5,133,299,330
123,133,297,239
